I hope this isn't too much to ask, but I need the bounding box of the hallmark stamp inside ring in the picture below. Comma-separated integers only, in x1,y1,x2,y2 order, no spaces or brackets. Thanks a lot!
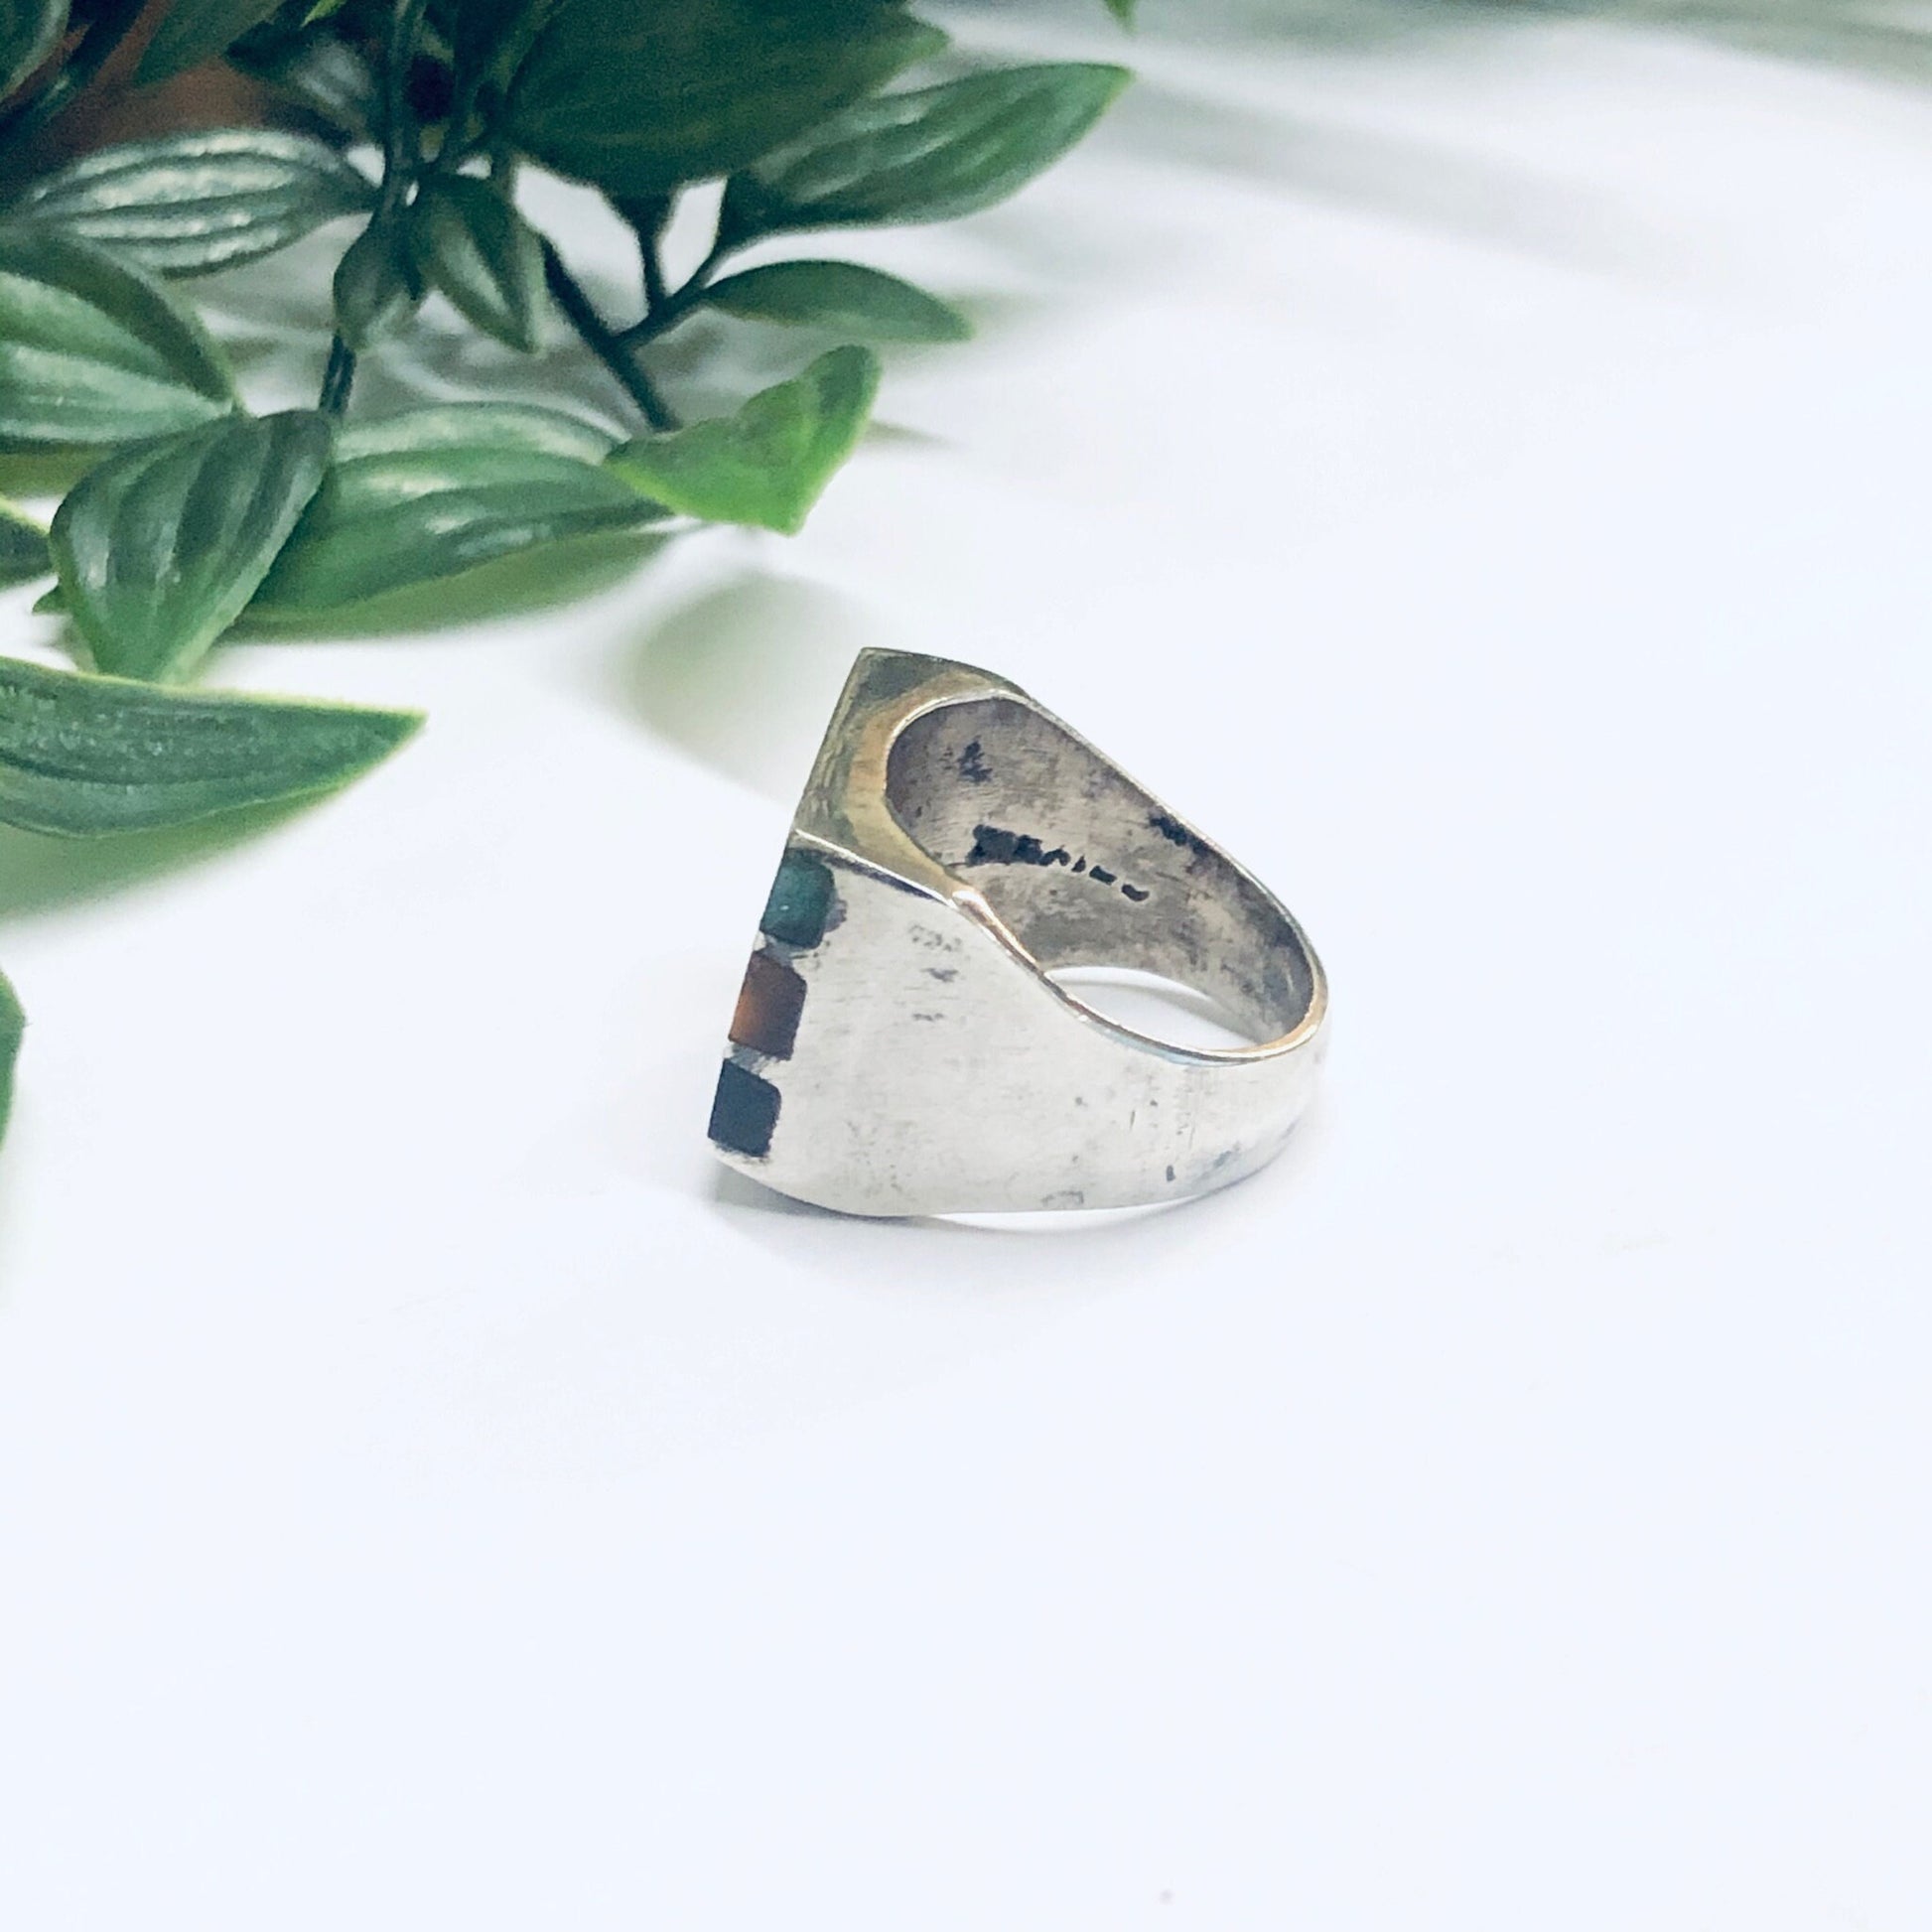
707,649,1326,1218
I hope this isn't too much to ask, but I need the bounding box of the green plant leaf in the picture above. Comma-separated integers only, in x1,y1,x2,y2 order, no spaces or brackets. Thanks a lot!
606,345,878,534
721,63,1130,241
507,0,944,199
0,652,420,836
441,0,543,87
0,498,50,586
137,0,285,83
226,23,377,139
0,963,20,1149
412,175,543,353
327,403,618,465
0,227,236,446
51,411,332,682
333,216,420,349
251,407,660,614
0,0,65,102
14,129,373,278
1104,0,1135,23
701,259,967,342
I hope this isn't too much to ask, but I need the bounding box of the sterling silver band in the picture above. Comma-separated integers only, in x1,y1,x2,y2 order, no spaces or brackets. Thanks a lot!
707,649,1327,1217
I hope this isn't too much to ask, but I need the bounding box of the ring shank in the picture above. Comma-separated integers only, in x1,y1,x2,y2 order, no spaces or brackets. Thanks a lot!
884,695,1316,1048
711,649,1326,1216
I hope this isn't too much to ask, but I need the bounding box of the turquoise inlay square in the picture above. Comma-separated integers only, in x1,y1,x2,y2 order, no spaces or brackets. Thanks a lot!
759,851,835,950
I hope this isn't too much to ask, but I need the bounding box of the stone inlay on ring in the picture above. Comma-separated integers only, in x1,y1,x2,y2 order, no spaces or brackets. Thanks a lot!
708,845,843,1164
709,1059,781,1159
759,851,836,949
729,949,806,1059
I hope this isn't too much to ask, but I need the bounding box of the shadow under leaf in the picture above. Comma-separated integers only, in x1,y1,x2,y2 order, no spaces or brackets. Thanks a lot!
0,795,317,923
608,568,882,802
236,527,674,641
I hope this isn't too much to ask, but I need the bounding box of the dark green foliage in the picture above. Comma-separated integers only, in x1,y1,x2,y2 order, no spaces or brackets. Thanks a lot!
137,0,285,84
0,499,50,585
253,407,660,613
607,347,880,533
701,260,969,342
14,131,375,277
226,24,378,138
0,654,420,836
442,0,545,89
52,411,333,679
0,0,65,101
721,64,1133,241
0,228,235,444
411,175,544,351
332,215,420,348
0,0,1131,1160
506,0,945,198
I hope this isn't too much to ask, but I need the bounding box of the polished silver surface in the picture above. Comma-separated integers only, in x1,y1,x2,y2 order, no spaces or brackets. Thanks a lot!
706,649,1327,1217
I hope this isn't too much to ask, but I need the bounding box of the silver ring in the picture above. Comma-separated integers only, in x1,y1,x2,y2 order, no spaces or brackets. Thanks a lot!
706,650,1327,1217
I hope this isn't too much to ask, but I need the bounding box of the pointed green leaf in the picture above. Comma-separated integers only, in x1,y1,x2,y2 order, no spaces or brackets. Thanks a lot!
0,0,65,102
722,63,1130,241
508,0,944,199
0,228,236,446
1104,0,1135,22
701,260,967,343
137,0,285,83
326,403,618,465
0,498,50,586
0,653,420,836
251,407,660,614
333,216,420,350
440,0,544,87
412,176,544,353
0,963,20,1148
15,129,373,277
227,24,377,139
606,345,878,534
52,411,333,682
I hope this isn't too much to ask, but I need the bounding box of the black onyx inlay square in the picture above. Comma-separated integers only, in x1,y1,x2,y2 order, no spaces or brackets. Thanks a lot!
760,852,835,950
709,1060,781,1159
730,949,806,1059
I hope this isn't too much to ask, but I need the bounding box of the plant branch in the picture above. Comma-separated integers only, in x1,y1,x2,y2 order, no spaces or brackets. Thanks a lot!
434,67,490,176
0,0,151,160
378,0,431,209
640,230,668,316
541,240,676,432
620,235,733,347
318,337,356,415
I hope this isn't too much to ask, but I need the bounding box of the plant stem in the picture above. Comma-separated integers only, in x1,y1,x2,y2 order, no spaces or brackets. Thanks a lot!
541,241,676,432
318,337,356,415
641,231,668,316
378,0,430,211
318,0,420,404
0,0,150,160
621,235,732,347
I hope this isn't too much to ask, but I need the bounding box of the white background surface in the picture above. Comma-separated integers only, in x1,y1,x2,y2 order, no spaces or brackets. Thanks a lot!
3,5,1931,1925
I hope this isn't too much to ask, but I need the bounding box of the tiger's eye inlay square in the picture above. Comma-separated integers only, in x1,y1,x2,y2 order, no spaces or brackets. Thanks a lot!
730,948,807,1060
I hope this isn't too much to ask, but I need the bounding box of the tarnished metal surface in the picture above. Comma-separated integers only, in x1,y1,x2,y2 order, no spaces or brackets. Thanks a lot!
708,650,1327,1216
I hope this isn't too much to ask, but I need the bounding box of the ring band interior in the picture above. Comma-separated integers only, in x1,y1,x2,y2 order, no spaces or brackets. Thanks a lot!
884,696,1316,1047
